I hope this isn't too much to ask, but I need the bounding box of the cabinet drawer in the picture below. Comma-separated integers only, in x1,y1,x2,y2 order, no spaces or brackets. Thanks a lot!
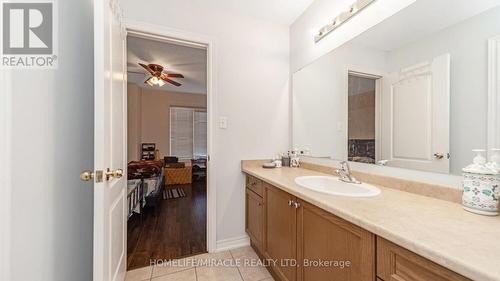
246,188,263,251
246,176,263,197
377,237,470,281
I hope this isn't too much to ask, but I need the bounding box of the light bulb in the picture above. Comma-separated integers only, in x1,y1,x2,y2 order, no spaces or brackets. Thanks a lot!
350,5,358,14
146,77,155,86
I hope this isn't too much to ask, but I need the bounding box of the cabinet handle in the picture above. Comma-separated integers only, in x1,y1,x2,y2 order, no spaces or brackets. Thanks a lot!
288,199,294,206
257,202,262,206
294,201,301,209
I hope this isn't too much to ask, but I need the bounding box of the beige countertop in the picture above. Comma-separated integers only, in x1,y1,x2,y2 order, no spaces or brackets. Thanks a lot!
241,160,500,281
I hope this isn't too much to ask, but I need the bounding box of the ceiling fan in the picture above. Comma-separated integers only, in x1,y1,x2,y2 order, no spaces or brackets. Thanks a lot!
138,63,184,87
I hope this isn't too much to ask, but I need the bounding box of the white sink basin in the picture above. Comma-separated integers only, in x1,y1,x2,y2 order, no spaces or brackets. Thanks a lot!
294,176,380,197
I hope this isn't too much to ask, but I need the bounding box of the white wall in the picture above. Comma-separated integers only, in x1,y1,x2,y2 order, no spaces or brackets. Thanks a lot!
139,87,207,158
386,6,500,174
127,83,142,161
290,0,415,72
0,61,12,281
121,0,290,243
293,42,387,159
6,0,94,280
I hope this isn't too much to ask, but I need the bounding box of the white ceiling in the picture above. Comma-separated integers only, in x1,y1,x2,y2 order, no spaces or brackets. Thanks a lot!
126,0,316,93
127,36,207,94
352,0,500,51
212,0,315,25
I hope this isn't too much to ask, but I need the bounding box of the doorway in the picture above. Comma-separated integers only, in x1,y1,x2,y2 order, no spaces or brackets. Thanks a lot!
347,72,381,164
125,31,211,270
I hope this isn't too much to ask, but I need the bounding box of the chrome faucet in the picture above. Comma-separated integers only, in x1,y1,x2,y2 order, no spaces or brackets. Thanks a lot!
336,161,361,184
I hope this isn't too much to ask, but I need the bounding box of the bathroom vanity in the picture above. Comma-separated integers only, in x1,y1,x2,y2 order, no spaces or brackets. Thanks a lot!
242,160,500,281
246,1,500,280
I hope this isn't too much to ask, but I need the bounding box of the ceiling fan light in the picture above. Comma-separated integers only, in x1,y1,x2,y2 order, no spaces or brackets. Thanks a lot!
157,79,166,87
145,77,155,86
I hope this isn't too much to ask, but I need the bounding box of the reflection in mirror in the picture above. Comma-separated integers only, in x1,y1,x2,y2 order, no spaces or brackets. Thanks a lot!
347,74,377,165
292,0,500,175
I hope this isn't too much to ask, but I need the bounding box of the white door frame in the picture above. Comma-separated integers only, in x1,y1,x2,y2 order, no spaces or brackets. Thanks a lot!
123,20,217,253
0,71,12,281
488,35,500,151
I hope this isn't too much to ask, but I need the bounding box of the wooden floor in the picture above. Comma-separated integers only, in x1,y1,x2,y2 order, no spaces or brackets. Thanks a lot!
127,180,207,270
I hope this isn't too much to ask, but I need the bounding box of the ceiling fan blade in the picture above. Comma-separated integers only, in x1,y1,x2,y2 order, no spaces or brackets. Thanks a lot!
166,73,184,78
161,73,184,79
161,77,182,87
138,63,154,75
128,70,146,75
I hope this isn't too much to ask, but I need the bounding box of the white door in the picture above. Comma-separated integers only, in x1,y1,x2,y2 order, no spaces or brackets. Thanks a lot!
380,54,450,173
94,0,127,281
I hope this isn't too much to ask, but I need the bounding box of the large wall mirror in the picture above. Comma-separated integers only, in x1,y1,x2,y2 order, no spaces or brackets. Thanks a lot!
292,0,500,175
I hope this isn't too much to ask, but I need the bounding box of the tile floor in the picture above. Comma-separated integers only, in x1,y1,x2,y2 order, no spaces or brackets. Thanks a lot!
125,246,275,281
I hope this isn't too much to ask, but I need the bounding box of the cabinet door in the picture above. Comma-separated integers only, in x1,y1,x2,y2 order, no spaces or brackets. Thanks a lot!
264,183,297,281
246,189,263,251
377,237,470,281
297,201,375,281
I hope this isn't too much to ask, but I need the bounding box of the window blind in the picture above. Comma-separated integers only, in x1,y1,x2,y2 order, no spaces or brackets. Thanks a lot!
193,111,207,158
170,107,207,159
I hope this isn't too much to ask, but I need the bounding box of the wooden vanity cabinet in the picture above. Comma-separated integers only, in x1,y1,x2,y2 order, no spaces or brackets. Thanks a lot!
260,180,375,281
246,175,263,196
377,237,471,281
297,200,375,281
263,182,297,281
245,175,468,281
246,188,263,251
245,176,265,253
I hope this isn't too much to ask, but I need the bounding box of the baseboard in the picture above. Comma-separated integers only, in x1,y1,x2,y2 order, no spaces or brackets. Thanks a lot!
215,235,250,252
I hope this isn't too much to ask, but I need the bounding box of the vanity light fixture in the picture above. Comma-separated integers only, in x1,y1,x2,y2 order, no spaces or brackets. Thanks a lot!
314,0,375,43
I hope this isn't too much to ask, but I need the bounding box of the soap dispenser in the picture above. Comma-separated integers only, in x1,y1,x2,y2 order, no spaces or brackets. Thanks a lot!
462,149,499,216
290,147,301,168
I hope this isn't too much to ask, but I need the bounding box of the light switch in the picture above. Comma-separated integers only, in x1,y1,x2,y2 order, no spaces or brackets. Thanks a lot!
219,116,228,129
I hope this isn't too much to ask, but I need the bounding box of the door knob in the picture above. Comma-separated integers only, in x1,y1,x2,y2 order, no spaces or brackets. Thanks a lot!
105,168,124,180
80,170,94,181
433,153,445,159
80,170,104,182
433,153,451,159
